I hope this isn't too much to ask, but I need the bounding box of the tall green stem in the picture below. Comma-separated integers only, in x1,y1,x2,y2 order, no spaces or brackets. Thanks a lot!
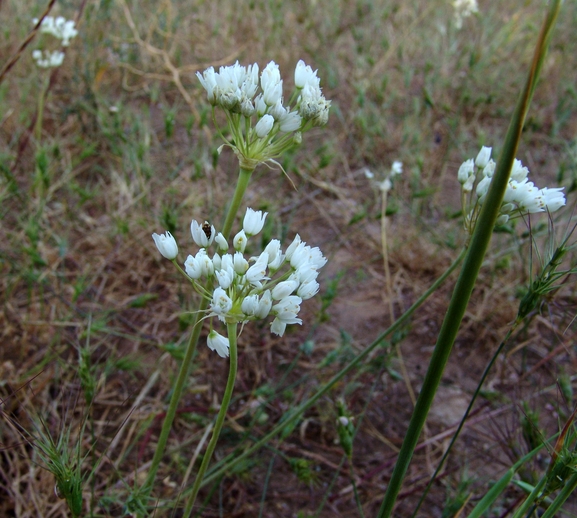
222,167,253,238
182,322,238,517
200,247,467,488
377,3,561,516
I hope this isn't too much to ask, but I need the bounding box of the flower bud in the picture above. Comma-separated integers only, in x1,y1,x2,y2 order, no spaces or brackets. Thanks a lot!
152,231,178,259
475,146,492,168
255,114,274,138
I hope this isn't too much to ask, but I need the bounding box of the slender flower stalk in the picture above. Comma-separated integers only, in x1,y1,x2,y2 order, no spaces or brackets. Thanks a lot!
142,59,331,513
182,322,238,517
378,2,562,516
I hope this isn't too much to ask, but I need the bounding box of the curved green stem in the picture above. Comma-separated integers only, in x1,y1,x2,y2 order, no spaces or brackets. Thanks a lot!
200,247,467,488
182,322,238,517
377,3,561,516
221,167,254,239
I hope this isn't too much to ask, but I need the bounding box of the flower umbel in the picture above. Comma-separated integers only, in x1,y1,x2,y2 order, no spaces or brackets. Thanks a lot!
458,146,566,235
196,60,330,170
152,207,326,356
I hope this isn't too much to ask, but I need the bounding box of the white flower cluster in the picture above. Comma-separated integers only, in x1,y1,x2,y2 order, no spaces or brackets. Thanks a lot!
32,49,64,68
31,16,78,69
452,0,479,29
196,60,330,168
152,208,327,358
364,160,403,193
458,146,566,232
33,16,78,46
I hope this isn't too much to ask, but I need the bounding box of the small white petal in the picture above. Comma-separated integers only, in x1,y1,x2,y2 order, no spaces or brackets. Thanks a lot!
207,330,230,358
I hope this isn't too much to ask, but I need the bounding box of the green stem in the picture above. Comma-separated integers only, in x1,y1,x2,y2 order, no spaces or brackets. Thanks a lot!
377,3,561,516
35,75,48,142
221,167,254,239
200,247,467,488
348,457,366,518
540,471,577,518
410,320,520,517
141,300,208,495
182,322,238,517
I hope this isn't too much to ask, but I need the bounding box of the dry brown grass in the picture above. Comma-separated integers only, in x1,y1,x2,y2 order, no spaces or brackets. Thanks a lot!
1,0,577,516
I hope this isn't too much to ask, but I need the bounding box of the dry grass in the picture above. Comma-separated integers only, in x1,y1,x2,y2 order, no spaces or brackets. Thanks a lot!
1,0,577,516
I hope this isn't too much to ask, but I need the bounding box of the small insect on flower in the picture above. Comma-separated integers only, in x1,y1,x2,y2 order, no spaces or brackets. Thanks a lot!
202,222,213,240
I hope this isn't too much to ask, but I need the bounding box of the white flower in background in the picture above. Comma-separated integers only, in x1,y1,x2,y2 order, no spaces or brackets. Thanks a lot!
458,145,566,234
32,49,64,68
453,0,479,30
366,160,403,193
391,161,403,176
34,16,78,46
458,159,475,184
153,207,326,356
196,59,330,170
207,330,230,358
152,231,178,260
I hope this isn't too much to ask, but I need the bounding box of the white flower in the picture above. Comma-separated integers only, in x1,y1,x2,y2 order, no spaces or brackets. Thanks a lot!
35,16,78,46
482,159,496,178
255,290,273,318
233,229,248,252
297,279,319,300
210,287,233,321
298,83,331,126
152,231,178,260
255,114,275,138
462,175,475,193
32,49,64,68
285,234,302,260
243,208,268,236
270,295,303,336
246,252,270,284
215,265,235,289
196,67,218,105
214,232,228,251
191,220,215,247
510,159,529,182
453,0,478,29
261,61,283,106
269,100,286,120
379,179,392,193
457,159,475,184
207,330,230,358
294,60,320,89
476,175,492,200
541,187,566,212
272,279,299,300
233,252,249,274
391,161,403,176
279,111,302,132
475,146,492,168
241,295,259,317
184,253,204,279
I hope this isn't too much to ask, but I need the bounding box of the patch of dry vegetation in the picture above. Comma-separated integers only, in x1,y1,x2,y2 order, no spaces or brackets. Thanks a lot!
1,0,577,516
